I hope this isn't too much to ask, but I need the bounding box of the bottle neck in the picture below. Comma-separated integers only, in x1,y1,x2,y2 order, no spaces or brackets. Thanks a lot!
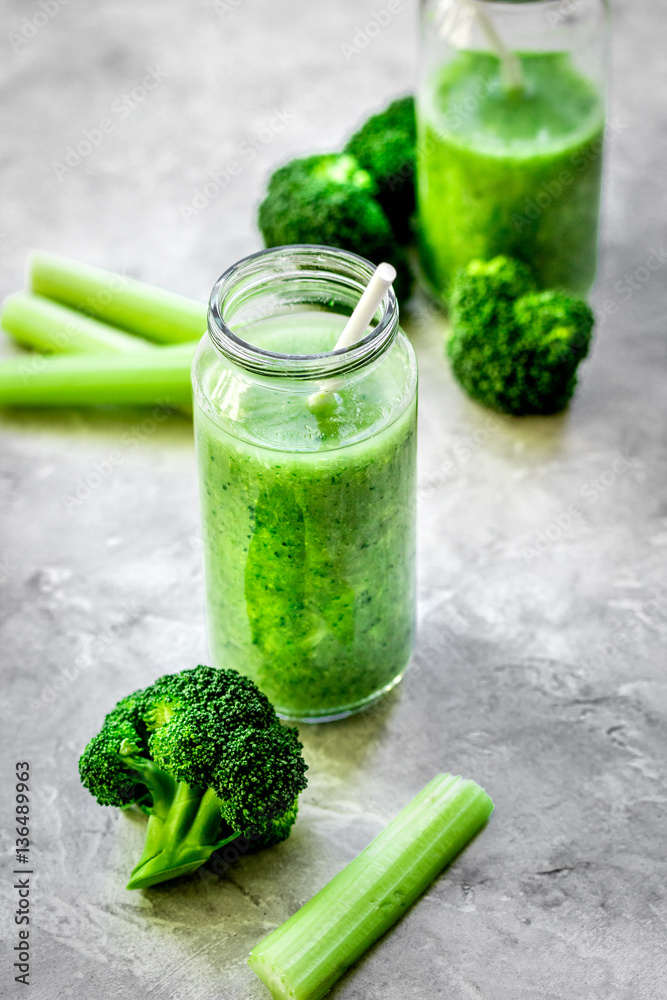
424,0,610,51
206,245,400,381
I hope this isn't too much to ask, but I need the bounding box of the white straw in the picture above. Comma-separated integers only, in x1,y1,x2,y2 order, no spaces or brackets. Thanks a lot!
308,262,397,410
467,0,525,95
332,262,397,351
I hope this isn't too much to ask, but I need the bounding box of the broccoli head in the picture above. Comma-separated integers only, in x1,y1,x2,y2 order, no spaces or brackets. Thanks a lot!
79,665,308,889
345,96,417,242
257,153,412,302
447,256,594,415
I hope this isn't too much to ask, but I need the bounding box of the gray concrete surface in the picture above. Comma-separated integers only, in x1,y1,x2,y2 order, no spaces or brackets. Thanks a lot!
1,0,666,997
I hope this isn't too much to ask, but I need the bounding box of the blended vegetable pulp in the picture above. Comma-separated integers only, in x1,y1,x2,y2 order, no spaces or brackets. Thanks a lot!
417,51,605,299
194,312,417,720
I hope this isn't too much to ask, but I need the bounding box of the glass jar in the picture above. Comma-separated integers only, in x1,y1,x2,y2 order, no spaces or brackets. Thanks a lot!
417,0,610,302
192,245,418,722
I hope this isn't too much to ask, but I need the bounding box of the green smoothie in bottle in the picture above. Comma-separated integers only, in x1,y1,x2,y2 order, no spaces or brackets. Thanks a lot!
417,0,608,304
417,49,605,299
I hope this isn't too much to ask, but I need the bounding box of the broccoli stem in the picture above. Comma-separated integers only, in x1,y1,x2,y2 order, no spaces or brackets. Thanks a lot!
120,754,235,890
185,786,232,847
1,293,156,355
122,751,178,817
29,250,207,345
248,774,493,1000
127,781,234,891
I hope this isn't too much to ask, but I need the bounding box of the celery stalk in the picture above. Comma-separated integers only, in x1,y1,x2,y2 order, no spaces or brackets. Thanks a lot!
0,342,196,407
1,292,155,355
29,250,207,345
248,774,493,1000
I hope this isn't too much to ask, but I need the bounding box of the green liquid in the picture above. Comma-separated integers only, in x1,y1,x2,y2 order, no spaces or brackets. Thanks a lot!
417,51,605,299
194,312,417,720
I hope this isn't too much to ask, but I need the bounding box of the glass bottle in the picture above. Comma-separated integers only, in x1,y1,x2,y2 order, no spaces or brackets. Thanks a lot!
417,0,610,301
192,245,418,722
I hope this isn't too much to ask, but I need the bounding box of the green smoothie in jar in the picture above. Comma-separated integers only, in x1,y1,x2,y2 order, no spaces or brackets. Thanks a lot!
192,248,417,721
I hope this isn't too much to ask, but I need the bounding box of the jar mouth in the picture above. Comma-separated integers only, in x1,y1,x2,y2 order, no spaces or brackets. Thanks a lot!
207,245,400,380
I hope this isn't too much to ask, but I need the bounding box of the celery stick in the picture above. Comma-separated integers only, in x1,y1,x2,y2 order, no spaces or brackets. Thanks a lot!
248,774,493,1000
1,293,154,355
0,342,196,407
29,250,207,345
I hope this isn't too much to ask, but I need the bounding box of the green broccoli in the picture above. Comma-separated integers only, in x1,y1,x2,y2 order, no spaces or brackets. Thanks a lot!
78,665,308,890
345,96,416,242
257,153,412,302
447,256,595,415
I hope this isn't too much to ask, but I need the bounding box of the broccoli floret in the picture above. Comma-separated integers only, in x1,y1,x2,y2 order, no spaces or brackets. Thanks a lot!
510,291,595,414
447,256,594,415
79,665,308,890
257,153,412,302
345,96,416,241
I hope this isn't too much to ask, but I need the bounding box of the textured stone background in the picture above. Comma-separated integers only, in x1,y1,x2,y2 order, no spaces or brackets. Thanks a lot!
1,1,666,998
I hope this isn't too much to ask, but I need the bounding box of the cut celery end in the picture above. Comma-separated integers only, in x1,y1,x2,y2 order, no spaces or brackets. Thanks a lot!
248,773,493,1000
1,292,155,355
29,250,207,345
0,342,196,407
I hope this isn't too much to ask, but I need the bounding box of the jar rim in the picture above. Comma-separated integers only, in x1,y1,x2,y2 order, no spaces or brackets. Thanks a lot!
206,244,400,380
